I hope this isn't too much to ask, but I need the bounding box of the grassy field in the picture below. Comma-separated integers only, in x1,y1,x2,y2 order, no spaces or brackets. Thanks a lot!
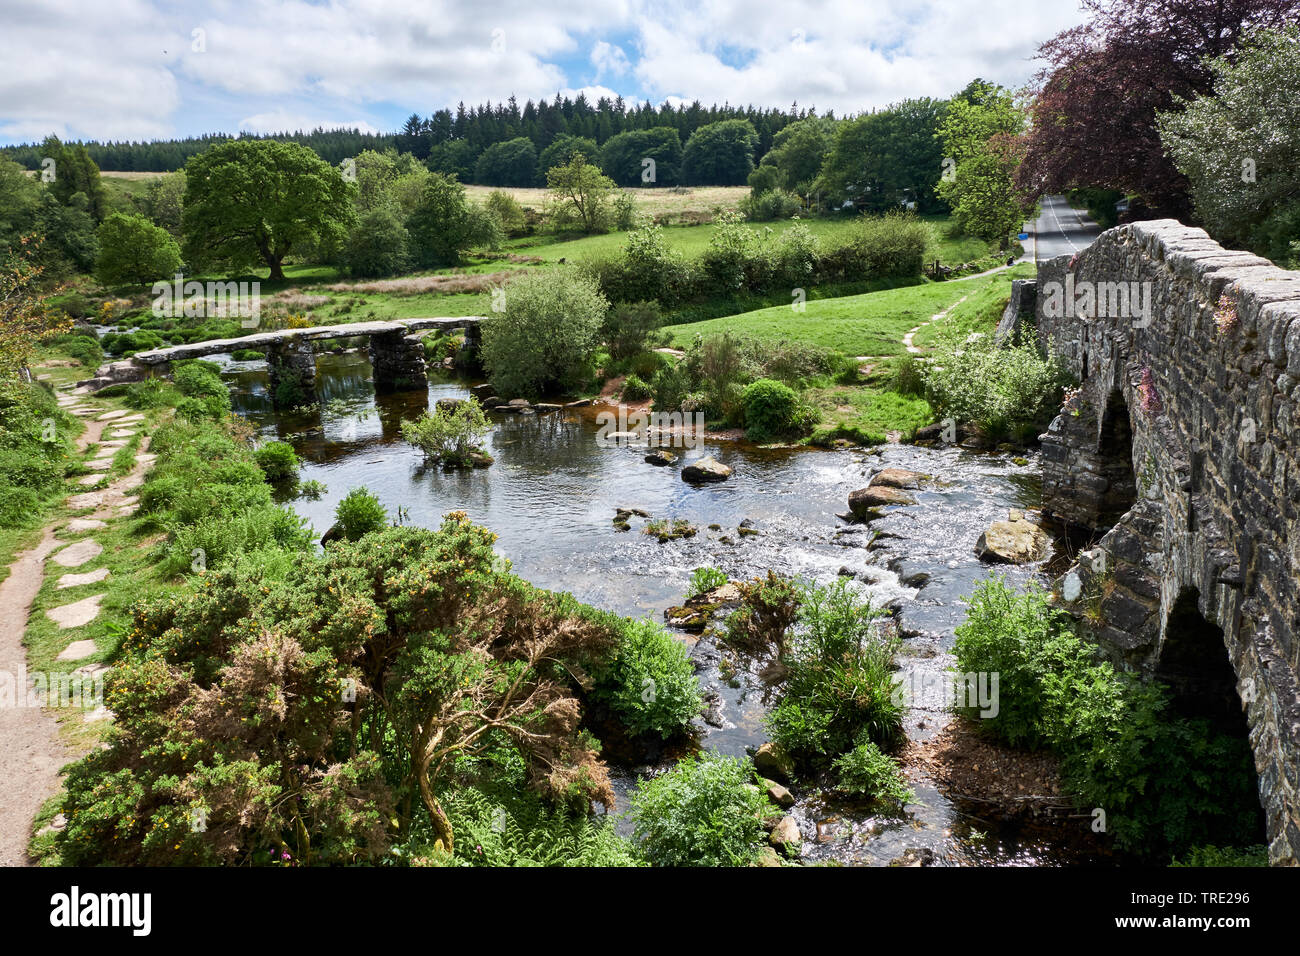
466,183,747,219
662,265,1032,358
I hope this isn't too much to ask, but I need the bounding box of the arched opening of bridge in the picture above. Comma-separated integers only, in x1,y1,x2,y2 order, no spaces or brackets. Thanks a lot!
1094,390,1137,530
1155,588,1266,843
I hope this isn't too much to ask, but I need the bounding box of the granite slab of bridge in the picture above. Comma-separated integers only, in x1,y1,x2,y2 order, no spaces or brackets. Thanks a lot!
83,316,486,405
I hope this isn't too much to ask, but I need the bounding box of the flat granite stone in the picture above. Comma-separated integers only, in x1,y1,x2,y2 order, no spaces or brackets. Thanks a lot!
52,538,102,567
115,414,145,423
84,459,113,471
76,474,104,486
96,410,129,421
108,430,136,439
97,439,129,448
65,518,107,532
57,567,110,589
47,594,103,629
56,639,98,661
83,706,113,723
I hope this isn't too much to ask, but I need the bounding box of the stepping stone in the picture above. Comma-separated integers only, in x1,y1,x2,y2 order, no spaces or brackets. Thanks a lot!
83,706,113,723
97,439,128,448
53,539,102,568
84,459,113,471
96,410,129,421
47,594,103,629
57,568,110,589
76,474,104,486
108,430,136,439
115,414,145,423
117,473,144,491
65,518,107,532
66,491,105,510
135,454,156,467
70,386,91,394
56,639,98,661
116,504,138,518
72,663,109,679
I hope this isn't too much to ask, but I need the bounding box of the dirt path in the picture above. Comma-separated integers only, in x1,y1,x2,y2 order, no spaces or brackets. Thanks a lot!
0,389,149,864
0,527,69,865
904,293,971,354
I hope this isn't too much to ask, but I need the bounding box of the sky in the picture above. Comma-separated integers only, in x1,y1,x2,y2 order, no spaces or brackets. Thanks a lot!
0,0,1088,145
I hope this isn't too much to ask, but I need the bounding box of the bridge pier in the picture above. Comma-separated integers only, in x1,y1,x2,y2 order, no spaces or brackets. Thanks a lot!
455,323,483,370
266,337,316,407
369,331,427,392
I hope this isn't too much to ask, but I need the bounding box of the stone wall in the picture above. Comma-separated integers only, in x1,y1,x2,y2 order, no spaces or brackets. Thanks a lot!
1032,220,1300,864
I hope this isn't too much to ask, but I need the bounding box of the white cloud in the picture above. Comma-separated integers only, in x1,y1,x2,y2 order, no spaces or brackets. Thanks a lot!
0,0,1087,143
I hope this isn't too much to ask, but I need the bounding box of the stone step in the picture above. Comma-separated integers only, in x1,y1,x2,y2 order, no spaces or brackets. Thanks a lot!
47,594,103,630
57,568,110,589
52,539,102,568
96,410,129,421
65,518,107,532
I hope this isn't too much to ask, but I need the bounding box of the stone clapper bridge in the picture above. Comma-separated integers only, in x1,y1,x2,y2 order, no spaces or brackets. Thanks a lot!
997,220,1300,864
84,317,486,405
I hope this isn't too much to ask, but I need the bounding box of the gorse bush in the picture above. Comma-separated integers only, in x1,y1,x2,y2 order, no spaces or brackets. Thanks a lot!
629,753,772,866
954,577,1262,858
334,486,388,541
922,330,1069,442
58,520,649,865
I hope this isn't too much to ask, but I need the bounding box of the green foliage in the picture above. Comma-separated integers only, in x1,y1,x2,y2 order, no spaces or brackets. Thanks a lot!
954,578,1263,858
1170,845,1268,868
483,190,527,236
400,401,491,468
686,566,728,598
923,329,1068,442
649,361,691,413
182,139,354,279
94,212,182,287
343,202,411,278
590,617,703,737
723,571,802,655
480,269,608,399
620,374,651,402
1158,26,1300,264
170,359,231,421
253,440,299,482
821,100,946,211
602,300,663,362
833,738,913,807
474,137,538,187
741,378,816,443
546,154,616,234
682,119,760,186
51,332,103,367
406,172,477,268
628,753,771,866
433,787,642,866
599,127,683,186
739,188,802,221
535,134,599,186
0,381,74,529
936,81,1027,245
763,578,904,765
334,486,388,541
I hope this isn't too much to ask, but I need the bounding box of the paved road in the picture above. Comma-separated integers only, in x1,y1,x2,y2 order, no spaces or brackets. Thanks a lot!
1021,194,1103,263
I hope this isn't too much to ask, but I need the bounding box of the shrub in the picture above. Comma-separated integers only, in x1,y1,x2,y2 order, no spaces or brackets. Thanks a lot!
231,348,264,361
621,374,652,402
164,504,313,575
343,203,411,278
602,300,663,362
480,269,608,399
923,330,1069,442
739,188,802,222
53,333,103,368
686,566,727,598
95,212,182,286
334,487,388,541
400,401,492,468
298,479,327,499
253,441,299,482
833,738,913,807
763,577,904,765
1170,845,1268,867
650,362,690,413
628,754,771,866
741,378,816,443
124,378,178,409
590,618,703,737
483,190,527,236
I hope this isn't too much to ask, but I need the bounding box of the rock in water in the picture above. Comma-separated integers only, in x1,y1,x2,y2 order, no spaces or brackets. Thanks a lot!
682,456,731,483
753,741,794,782
974,515,1050,564
848,485,915,517
869,467,925,489
645,449,677,466
769,816,801,856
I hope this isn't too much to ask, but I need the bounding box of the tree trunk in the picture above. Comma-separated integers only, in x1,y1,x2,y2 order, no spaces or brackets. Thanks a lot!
267,256,286,281
417,755,454,856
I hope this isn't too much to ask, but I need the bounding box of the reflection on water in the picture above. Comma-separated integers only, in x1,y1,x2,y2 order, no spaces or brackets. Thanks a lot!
220,350,1098,866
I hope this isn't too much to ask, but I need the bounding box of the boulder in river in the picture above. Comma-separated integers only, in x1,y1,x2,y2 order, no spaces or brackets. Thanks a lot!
848,485,915,517
974,513,1050,564
769,816,801,856
645,449,677,466
682,456,731,483
764,779,796,809
869,467,926,490
753,741,794,782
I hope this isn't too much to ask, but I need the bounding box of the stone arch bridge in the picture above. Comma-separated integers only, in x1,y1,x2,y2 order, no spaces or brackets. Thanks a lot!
86,316,485,405
1014,220,1300,864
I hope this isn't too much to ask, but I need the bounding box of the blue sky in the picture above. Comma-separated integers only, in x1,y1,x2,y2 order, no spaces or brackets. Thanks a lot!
0,0,1088,145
